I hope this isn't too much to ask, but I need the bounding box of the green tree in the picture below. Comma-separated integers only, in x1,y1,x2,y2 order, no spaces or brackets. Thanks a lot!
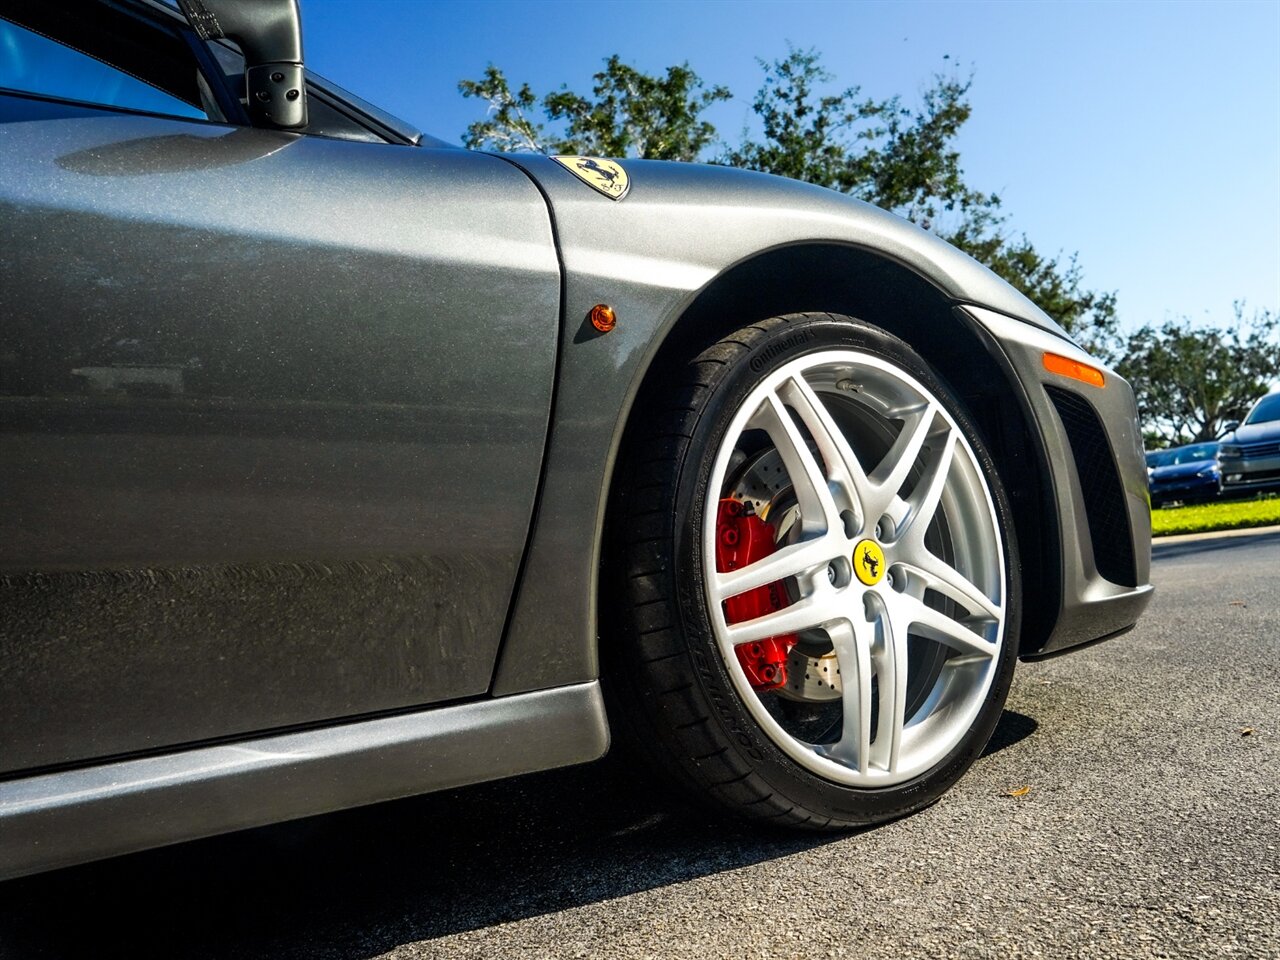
1114,305,1279,444
725,49,998,234
720,48,884,191
950,232,1120,359
460,48,1116,352
726,48,1116,353
460,58,729,161
459,65,548,153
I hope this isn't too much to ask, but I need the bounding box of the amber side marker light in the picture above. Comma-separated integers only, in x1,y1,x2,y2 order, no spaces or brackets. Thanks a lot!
1043,351,1105,388
590,303,617,333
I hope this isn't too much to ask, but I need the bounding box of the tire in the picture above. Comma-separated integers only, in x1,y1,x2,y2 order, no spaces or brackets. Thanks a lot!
605,312,1021,828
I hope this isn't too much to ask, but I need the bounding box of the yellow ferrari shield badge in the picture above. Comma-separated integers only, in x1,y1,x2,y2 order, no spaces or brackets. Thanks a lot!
854,539,885,586
551,156,630,200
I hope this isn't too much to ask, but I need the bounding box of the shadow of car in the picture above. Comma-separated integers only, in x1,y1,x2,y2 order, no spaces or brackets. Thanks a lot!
0,710,1038,959
1146,441,1222,508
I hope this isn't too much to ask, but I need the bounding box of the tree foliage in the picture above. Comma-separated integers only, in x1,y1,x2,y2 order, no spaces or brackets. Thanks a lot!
725,49,999,235
460,57,729,161
949,231,1120,358
544,56,731,160
460,48,1119,353
1113,305,1279,445
463,49,1280,411
459,65,548,153
719,48,883,192
725,48,1116,352
457,53,1280,441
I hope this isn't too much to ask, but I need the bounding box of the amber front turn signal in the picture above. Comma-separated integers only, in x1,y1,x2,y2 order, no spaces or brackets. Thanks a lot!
1042,351,1105,388
589,303,617,333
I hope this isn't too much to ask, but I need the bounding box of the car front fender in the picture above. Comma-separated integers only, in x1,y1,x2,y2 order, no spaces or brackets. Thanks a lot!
491,155,1084,694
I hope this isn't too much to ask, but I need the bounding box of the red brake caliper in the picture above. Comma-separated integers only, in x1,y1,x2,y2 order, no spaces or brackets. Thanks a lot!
714,499,797,690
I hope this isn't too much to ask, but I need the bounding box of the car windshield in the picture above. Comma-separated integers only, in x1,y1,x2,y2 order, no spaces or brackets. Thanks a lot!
1244,394,1280,425
1169,443,1217,464
1147,444,1218,467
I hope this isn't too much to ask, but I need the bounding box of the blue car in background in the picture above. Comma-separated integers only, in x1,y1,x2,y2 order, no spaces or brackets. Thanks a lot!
1146,442,1222,508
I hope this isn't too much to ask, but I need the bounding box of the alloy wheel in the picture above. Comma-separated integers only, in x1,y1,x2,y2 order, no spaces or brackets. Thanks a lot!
702,349,1006,787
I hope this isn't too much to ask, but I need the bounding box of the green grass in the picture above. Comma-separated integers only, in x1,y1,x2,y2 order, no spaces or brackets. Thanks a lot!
1151,495,1280,537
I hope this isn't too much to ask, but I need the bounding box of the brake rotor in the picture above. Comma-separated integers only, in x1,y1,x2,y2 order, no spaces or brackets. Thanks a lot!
724,446,792,522
724,447,842,703
782,648,842,701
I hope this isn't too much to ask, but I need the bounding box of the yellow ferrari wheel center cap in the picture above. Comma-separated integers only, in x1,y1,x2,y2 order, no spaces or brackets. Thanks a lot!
853,539,886,586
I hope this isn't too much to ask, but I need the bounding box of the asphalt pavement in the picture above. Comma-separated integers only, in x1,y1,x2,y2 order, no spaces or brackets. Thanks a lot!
1,532,1277,959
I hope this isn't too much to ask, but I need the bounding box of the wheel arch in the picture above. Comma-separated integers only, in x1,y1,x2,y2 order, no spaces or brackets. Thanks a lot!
607,241,1062,655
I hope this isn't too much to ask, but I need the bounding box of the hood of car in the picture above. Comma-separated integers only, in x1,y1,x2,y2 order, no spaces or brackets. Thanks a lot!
503,155,1072,343
1150,460,1217,480
1223,420,1280,446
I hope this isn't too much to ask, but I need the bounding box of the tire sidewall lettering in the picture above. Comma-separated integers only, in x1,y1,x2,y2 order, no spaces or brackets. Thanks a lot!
747,328,818,372
689,649,765,762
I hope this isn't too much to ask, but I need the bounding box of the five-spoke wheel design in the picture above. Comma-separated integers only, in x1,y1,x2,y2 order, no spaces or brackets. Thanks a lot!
703,349,1006,787
609,313,1018,828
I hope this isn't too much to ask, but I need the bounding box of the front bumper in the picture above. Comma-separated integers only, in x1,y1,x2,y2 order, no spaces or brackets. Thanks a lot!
962,306,1154,658
1220,453,1280,491
1150,473,1221,502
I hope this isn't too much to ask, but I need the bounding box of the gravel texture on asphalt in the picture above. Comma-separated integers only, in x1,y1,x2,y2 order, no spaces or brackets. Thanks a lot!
1,532,1277,959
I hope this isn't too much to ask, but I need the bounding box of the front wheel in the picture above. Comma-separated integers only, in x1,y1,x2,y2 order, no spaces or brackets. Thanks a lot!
607,313,1021,828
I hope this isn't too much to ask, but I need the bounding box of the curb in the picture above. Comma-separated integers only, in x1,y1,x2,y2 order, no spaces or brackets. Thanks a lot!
1152,523,1280,546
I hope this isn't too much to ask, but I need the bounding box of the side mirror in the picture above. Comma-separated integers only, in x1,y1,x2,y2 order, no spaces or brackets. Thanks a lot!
1221,420,1240,437
177,0,307,129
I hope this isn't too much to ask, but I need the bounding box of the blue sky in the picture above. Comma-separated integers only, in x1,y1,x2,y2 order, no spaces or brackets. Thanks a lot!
300,0,1279,332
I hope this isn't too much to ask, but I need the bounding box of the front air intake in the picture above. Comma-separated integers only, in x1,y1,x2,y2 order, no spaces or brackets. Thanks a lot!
1045,385,1138,588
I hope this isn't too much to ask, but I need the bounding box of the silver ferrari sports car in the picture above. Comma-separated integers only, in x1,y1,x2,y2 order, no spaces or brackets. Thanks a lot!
0,0,1153,880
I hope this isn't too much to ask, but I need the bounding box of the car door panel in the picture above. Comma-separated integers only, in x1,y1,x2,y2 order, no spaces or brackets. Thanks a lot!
0,97,559,774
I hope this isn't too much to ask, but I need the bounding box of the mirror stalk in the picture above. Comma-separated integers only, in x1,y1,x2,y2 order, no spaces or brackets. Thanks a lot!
177,0,308,129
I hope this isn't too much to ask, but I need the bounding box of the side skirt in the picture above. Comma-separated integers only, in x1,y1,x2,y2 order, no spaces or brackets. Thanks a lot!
0,681,608,882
